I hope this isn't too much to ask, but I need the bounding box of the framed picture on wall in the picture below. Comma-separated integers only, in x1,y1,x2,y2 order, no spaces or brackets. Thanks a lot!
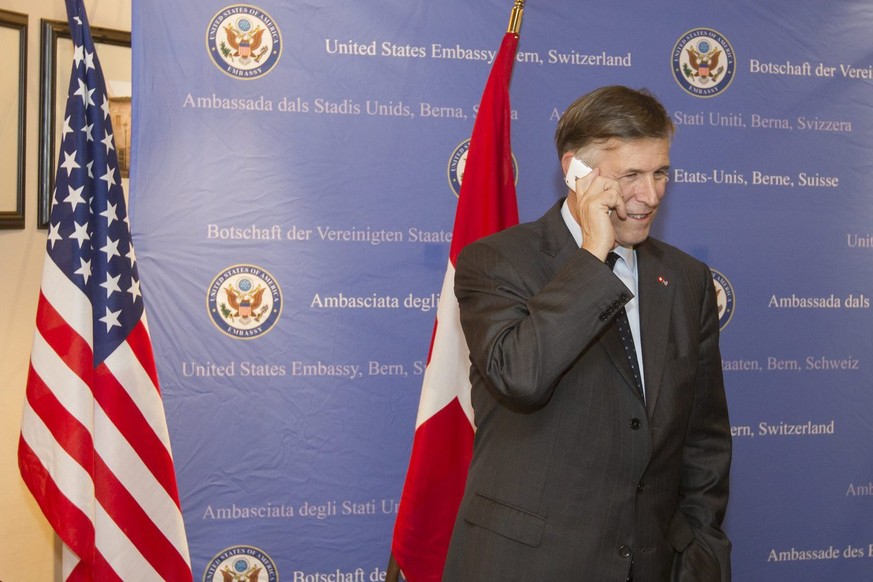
0,10,27,229
38,19,130,229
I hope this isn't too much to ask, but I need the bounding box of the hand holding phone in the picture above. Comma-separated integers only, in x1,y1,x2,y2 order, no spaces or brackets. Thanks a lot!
564,156,623,260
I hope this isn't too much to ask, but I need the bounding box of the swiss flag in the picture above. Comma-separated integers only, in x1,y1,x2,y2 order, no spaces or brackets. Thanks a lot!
389,30,521,582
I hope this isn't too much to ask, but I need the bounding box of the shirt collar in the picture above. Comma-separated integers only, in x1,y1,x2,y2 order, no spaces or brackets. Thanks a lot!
560,198,583,247
612,244,636,273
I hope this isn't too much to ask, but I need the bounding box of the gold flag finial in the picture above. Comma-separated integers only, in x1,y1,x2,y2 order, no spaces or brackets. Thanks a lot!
507,0,526,35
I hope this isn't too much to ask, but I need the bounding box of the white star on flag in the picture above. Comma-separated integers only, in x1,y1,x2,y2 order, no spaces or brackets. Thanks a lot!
60,150,80,176
101,129,115,153
98,306,122,330
74,77,95,107
127,277,142,302
73,256,91,283
62,115,73,140
100,165,117,187
100,236,121,259
100,201,118,225
69,220,90,246
83,49,95,72
64,184,86,209
47,223,62,249
72,43,84,67
100,273,122,297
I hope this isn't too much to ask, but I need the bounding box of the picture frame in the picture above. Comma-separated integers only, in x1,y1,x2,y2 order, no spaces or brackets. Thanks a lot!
37,18,130,229
0,10,27,229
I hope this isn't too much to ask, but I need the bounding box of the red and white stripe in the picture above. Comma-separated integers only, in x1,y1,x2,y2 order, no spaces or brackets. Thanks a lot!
19,257,191,581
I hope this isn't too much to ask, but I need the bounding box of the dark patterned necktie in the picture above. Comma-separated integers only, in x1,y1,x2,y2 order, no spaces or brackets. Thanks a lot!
606,252,644,400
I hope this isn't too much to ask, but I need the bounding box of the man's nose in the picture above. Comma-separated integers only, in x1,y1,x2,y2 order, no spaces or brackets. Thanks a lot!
635,175,661,207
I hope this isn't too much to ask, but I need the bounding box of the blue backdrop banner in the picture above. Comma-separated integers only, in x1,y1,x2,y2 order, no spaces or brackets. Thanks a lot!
131,1,873,580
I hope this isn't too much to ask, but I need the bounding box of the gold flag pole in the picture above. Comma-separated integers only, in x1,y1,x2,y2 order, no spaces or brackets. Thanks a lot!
507,0,526,34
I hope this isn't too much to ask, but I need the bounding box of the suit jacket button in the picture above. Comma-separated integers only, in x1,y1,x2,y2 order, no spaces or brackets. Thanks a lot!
618,545,632,559
637,482,645,494
630,418,641,430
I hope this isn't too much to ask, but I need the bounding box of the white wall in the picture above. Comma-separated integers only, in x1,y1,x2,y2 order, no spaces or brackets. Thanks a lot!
0,1,130,580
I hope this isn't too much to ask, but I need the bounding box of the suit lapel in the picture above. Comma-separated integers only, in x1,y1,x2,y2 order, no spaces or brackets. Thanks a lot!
637,241,675,417
538,200,649,402
538,200,579,270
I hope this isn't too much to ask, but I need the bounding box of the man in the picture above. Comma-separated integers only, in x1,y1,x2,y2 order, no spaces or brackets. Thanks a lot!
443,86,731,581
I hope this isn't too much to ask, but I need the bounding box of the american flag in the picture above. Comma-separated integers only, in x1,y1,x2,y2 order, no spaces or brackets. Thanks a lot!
17,0,191,579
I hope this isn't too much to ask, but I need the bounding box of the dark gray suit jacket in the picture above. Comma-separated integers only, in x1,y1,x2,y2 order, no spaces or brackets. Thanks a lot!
443,201,731,581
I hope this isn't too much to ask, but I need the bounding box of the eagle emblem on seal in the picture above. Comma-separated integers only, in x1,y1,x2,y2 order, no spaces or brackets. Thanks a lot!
222,17,268,64
683,40,724,83
220,562,261,582
224,281,267,323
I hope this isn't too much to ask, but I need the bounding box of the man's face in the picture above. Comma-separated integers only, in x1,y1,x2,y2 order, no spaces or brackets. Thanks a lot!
587,137,671,248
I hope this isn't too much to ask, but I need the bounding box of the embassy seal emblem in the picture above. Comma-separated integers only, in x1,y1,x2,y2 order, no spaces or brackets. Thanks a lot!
711,268,735,331
203,545,278,582
447,138,518,198
672,28,736,98
207,264,282,339
207,5,282,79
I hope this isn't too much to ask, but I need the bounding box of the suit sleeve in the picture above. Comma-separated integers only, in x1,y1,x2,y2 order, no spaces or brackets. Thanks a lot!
454,239,631,409
673,262,732,581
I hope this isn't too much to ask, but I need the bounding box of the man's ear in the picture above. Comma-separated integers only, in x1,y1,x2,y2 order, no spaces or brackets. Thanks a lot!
560,151,577,176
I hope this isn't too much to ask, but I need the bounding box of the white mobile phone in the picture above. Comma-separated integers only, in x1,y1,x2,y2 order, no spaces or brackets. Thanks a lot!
564,157,593,192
